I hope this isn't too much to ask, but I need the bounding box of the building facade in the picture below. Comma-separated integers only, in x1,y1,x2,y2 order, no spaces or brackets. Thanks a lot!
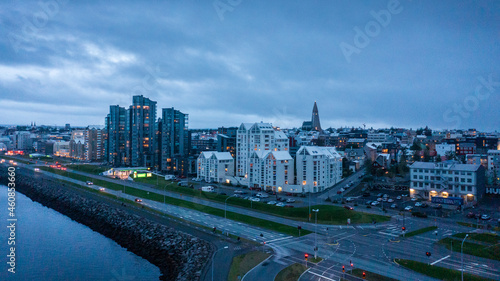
410,161,486,202
105,105,127,166
196,151,234,183
160,107,189,175
296,146,343,193
248,150,294,192
127,95,157,167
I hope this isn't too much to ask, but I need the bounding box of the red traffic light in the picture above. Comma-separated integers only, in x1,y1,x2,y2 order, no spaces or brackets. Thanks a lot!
402,226,406,231
426,252,431,257
363,271,366,279
342,265,345,272
351,262,353,267
304,254,308,260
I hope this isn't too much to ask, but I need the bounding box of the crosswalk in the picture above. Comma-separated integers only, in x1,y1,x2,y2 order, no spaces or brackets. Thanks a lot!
377,224,402,237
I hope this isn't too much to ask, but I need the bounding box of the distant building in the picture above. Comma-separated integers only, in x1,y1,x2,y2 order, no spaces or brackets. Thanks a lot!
488,150,500,178
126,95,157,167
53,141,70,157
69,130,85,160
410,161,486,203
160,108,189,175
13,131,32,151
85,127,104,161
311,102,322,132
105,105,127,166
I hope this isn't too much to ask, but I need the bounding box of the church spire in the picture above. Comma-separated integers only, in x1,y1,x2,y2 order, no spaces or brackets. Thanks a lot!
311,101,322,131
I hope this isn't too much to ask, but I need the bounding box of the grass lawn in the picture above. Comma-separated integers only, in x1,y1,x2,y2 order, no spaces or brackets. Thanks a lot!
395,259,494,281
438,237,500,261
275,263,307,281
308,257,323,263
0,156,31,164
402,226,437,238
67,164,110,175
38,166,312,237
452,233,499,244
350,268,398,281
227,251,270,281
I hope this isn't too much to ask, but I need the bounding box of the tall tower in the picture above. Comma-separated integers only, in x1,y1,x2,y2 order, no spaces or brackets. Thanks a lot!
311,101,322,131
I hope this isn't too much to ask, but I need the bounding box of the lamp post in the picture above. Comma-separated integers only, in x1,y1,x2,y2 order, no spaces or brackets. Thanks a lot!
461,234,468,281
312,208,319,259
225,194,236,219
212,246,229,281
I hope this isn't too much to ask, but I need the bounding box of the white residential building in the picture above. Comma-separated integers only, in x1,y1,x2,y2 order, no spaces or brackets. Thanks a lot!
296,146,343,193
248,150,294,191
436,143,455,157
367,132,389,143
197,151,234,183
409,161,486,203
236,122,289,177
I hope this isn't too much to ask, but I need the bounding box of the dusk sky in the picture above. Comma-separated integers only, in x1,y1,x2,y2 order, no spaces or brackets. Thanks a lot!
1,0,499,131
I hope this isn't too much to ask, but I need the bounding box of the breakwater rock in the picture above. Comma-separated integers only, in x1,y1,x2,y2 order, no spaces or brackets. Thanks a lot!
0,167,212,281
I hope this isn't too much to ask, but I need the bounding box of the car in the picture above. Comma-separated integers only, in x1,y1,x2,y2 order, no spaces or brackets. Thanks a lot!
99,188,105,191
404,206,413,211
365,200,373,205
285,204,295,208
377,193,383,197
343,205,354,210
34,168,40,172
371,201,380,206
390,204,397,209
345,197,354,202
402,194,408,197
382,197,388,202
411,197,417,201
286,192,293,196
388,199,394,203
286,198,296,203
86,181,93,185
243,196,250,200
481,214,491,220
415,202,422,207
267,201,277,205
432,204,442,209
467,212,477,218
383,194,388,198
396,196,402,200
377,198,383,202
345,184,351,188
276,202,285,207
135,198,142,202
250,197,261,202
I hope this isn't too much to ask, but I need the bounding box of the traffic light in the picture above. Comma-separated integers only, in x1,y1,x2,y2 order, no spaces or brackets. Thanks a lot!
402,226,406,231
304,254,308,261
298,226,302,230
426,252,431,257
350,260,353,267
342,265,345,273
363,271,366,279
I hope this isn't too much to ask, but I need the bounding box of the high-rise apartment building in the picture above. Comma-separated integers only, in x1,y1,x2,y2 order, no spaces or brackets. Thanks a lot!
105,105,127,166
160,107,189,174
127,95,157,167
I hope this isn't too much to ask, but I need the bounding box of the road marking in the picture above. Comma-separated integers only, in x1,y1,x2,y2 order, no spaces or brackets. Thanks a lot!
430,255,450,265
307,271,338,281
378,232,399,237
265,236,293,244
337,234,356,241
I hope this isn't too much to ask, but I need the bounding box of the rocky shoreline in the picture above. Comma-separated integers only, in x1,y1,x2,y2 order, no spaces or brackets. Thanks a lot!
0,166,212,281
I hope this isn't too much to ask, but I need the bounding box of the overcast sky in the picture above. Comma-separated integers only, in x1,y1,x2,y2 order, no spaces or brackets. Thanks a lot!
1,0,499,131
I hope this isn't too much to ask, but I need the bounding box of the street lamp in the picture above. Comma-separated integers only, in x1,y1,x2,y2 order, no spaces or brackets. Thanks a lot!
212,246,229,281
312,208,319,259
461,234,468,281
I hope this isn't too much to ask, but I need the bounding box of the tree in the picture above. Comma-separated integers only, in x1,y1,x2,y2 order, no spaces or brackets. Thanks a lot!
364,158,374,175
435,154,442,162
445,150,457,161
423,149,431,162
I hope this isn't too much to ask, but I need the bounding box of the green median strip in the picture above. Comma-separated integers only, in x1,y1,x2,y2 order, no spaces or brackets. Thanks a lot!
275,263,307,281
452,233,499,244
350,268,398,281
438,237,500,261
228,251,271,281
395,259,495,281
38,166,312,237
401,226,437,238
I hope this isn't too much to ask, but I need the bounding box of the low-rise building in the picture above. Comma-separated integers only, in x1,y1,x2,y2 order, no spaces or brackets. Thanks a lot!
410,161,486,203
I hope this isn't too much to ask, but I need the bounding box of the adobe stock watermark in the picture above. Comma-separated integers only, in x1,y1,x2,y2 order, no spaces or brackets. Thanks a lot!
7,0,69,53
443,74,499,129
339,0,408,63
213,0,243,21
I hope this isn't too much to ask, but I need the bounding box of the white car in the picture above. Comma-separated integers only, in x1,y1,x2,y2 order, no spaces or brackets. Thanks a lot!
388,199,394,203
405,206,413,211
250,197,261,202
415,202,422,207
377,198,383,202
267,201,277,205
276,202,286,207
286,198,295,203
396,196,402,200
390,204,397,209
411,197,417,201
371,201,380,206
345,197,354,202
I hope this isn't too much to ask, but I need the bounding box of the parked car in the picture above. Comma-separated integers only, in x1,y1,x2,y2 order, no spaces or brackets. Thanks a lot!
377,198,383,202
390,204,397,209
396,196,402,200
267,201,277,205
250,197,261,202
276,202,285,207
345,197,354,202
466,212,478,218
481,214,491,220
382,197,388,202
365,200,373,205
343,205,354,210
415,202,422,207
371,201,380,206
377,193,383,197
286,198,296,203
404,206,413,211
388,199,394,203
411,197,417,201
383,194,388,198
